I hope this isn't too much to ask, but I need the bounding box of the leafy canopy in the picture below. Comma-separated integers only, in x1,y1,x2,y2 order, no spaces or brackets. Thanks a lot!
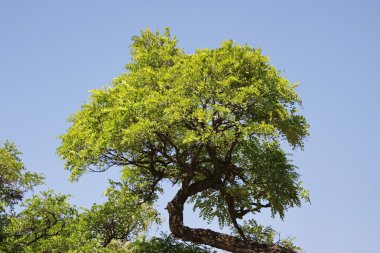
58,28,309,242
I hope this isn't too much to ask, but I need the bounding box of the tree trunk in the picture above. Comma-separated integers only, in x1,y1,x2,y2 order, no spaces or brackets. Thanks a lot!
167,185,297,253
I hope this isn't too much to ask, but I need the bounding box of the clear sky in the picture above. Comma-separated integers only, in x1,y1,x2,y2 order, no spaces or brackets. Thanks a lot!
1,1,379,252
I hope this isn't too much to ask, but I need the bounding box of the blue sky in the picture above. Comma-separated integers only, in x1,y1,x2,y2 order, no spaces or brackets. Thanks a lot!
1,1,379,252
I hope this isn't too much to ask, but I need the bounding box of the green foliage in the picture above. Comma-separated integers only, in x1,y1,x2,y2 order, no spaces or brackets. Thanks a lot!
0,185,160,253
0,141,44,247
58,28,309,251
127,234,216,253
0,141,44,210
279,237,304,253
81,180,160,247
234,221,303,252
237,220,276,244
0,140,159,252
1,191,79,253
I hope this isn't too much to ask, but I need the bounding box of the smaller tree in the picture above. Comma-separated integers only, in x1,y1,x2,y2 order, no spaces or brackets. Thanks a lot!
0,140,160,253
2,184,160,253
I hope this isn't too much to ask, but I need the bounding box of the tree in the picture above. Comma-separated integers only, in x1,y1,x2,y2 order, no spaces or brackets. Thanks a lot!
58,28,310,253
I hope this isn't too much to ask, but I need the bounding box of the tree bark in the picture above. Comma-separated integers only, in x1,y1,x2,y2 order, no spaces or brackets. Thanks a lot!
167,184,297,253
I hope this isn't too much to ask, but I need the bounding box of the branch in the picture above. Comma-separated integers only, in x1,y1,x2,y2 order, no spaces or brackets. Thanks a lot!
167,181,297,253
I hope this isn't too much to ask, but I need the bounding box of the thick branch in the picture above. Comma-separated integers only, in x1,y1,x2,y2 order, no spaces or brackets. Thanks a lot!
167,181,297,253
